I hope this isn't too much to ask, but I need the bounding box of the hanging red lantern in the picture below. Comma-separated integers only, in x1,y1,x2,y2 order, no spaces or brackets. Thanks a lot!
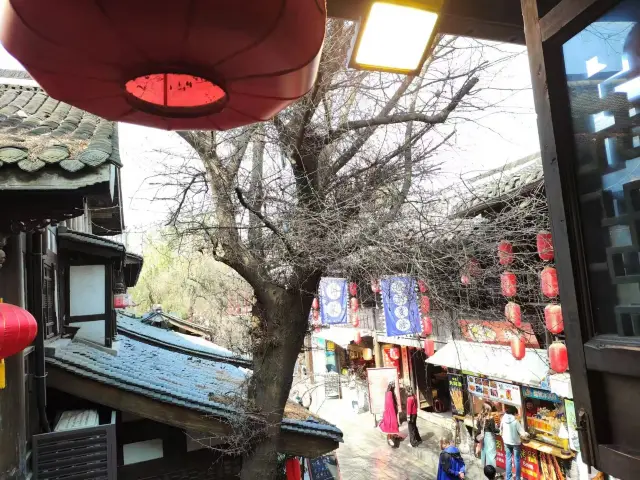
498,240,514,266
349,282,358,297
423,338,435,357
549,341,569,373
312,309,319,320
389,347,400,360
418,280,428,293
312,297,319,310
545,304,564,334
461,275,470,285
537,231,554,261
0,2,326,131
501,272,517,297
354,331,362,345
511,336,526,360
420,296,431,314
350,297,359,311
541,267,559,298
370,280,381,293
351,314,360,328
0,303,38,359
505,302,522,327
422,316,433,336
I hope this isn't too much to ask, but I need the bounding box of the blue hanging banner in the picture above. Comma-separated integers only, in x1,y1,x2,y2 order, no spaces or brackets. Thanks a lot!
319,277,348,325
380,276,421,336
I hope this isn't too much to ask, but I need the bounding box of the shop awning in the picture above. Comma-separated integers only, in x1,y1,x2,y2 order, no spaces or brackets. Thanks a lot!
426,340,549,387
313,327,372,348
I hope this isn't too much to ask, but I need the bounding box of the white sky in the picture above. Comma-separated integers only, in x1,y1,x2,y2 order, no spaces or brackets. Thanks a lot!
0,43,541,253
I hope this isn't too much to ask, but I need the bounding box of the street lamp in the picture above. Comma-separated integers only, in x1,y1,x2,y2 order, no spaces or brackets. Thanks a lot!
348,0,443,75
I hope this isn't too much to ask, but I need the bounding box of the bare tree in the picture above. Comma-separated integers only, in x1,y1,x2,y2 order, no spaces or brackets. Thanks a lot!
150,22,523,478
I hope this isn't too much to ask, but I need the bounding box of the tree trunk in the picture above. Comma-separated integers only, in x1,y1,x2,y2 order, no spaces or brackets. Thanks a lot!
240,285,312,479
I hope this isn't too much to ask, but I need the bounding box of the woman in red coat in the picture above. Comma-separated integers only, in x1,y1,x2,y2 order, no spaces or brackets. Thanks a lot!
379,382,400,447
406,386,422,447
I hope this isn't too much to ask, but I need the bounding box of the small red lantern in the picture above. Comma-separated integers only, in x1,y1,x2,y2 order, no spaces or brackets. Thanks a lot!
349,282,358,297
370,280,381,293
354,331,362,345
545,304,564,334
312,309,319,320
312,297,319,310
501,272,517,297
0,1,327,131
541,267,559,298
505,302,522,327
114,294,128,309
461,275,470,285
423,338,435,357
389,347,400,360
511,336,526,360
422,316,433,336
537,231,554,261
351,314,360,328
498,240,514,265
0,303,38,359
418,280,428,293
549,341,569,373
350,297,359,311
420,296,431,314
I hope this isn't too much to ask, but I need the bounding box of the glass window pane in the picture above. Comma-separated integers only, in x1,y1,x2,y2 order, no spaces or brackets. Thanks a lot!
563,1,640,336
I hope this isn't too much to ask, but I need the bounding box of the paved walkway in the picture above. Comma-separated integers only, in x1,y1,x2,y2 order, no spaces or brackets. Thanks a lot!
312,396,483,480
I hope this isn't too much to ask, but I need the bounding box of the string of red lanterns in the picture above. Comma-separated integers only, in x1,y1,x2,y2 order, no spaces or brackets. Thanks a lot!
417,279,435,355
498,240,524,360
349,282,360,330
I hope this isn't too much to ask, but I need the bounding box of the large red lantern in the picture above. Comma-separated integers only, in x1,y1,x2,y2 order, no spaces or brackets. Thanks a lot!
423,338,435,357
418,280,428,293
420,296,431,314
541,267,559,298
498,240,514,266
501,272,517,297
0,303,38,359
350,298,359,312
511,336,526,360
351,314,360,328
312,297,319,310
349,282,358,297
549,341,569,373
422,316,433,336
537,231,554,261
545,304,564,334
0,1,326,131
505,302,522,327
389,347,400,360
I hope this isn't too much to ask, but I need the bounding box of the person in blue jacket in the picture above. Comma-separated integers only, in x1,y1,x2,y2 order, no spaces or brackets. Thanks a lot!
437,436,466,480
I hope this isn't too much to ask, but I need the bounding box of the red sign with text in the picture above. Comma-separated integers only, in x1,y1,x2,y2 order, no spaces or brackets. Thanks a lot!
495,437,540,480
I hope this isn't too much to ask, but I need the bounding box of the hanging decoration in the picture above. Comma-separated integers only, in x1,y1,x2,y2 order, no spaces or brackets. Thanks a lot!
418,280,428,293
420,296,430,314
312,297,319,310
549,341,569,373
504,302,522,327
350,297,359,312
423,338,435,357
0,302,38,389
380,276,421,336
511,336,526,360
312,309,319,320
544,304,564,334
354,331,362,345
541,267,559,298
370,279,381,293
421,316,433,336
0,1,327,131
461,274,470,286
389,347,400,360
349,282,358,297
498,240,514,266
351,313,360,328
537,231,555,261
318,278,348,325
501,272,517,297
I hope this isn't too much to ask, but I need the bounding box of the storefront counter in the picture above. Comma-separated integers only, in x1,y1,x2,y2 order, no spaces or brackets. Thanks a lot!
522,438,574,460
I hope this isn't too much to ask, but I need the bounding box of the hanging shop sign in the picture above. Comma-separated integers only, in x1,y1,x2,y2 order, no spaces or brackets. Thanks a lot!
459,320,540,348
448,373,467,416
382,346,401,373
496,439,540,480
319,278,348,325
467,376,522,406
366,367,400,415
380,276,421,336
522,387,561,404
401,346,411,385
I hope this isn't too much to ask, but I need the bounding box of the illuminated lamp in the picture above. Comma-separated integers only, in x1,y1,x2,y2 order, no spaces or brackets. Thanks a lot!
0,1,326,130
505,302,522,327
511,336,525,360
501,272,517,297
544,304,564,334
363,348,373,361
423,338,435,357
549,342,569,373
0,303,38,389
349,0,442,75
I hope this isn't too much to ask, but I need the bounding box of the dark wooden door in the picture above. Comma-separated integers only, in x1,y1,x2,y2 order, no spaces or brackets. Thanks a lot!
522,0,640,477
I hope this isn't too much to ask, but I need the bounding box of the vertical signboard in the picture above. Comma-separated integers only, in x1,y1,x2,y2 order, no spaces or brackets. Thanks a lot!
496,437,540,480
448,373,467,416
401,346,410,385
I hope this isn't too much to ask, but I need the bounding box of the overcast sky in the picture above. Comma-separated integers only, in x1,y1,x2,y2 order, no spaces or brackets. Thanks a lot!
0,43,540,252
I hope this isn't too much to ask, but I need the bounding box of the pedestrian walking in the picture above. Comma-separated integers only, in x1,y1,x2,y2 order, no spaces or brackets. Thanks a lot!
379,381,400,447
406,386,422,447
476,401,498,468
500,405,528,480
437,435,466,479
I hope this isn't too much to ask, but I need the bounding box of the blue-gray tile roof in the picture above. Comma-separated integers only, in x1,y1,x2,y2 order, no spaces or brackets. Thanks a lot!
46,335,342,443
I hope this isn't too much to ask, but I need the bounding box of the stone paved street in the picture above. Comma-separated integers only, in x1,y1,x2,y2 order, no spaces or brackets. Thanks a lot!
312,396,483,480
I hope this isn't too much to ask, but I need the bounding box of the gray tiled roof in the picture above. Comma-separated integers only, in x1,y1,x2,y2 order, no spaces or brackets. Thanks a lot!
0,77,120,174
46,335,342,443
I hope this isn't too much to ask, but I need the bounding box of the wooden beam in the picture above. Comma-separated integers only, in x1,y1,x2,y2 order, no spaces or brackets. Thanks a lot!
46,365,339,457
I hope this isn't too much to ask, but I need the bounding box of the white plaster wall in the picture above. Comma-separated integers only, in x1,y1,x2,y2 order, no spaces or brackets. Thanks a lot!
70,265,105,316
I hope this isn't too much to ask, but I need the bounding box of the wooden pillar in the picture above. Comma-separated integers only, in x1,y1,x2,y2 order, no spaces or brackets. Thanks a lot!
0,234,27,478
373,335,383,368
304,335,315,384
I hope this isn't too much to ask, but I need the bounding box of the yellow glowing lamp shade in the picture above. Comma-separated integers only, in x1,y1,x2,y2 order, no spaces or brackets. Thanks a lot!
352,1,441,74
